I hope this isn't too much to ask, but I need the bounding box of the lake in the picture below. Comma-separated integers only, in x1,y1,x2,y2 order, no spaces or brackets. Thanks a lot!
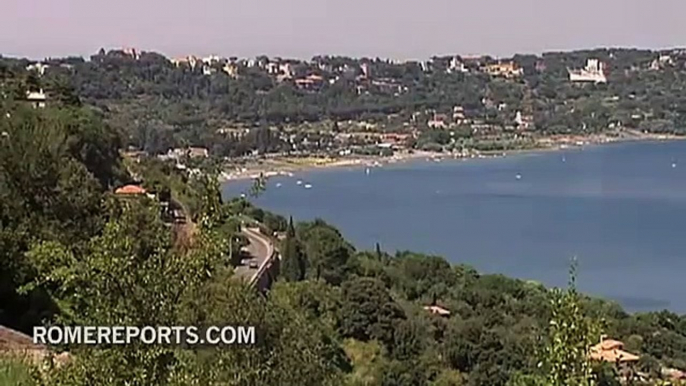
222,141,686,313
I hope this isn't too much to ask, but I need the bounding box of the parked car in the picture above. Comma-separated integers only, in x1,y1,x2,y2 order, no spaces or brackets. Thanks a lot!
249,260,259,269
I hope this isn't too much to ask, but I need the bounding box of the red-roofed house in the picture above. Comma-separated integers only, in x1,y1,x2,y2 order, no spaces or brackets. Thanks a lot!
589,338,640,363
114,185,147,195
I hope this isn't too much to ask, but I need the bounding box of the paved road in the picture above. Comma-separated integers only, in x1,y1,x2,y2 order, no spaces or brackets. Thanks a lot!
234,227,274,284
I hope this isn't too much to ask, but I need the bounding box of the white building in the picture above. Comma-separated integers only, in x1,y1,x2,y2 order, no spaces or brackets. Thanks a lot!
202,55,220,65
448,57,467,73
650,55,674,70
26,90,47,108
360,62,371,78
569,59,607,83
202,65,214,76
122,48,141,60
515,111,523,126
26,63,49,76
172,56,199,70
279,63,294,78
223,63,239,78
266,62,279,75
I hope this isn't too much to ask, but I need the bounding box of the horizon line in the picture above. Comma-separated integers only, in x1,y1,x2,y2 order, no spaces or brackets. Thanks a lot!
3,44,686,63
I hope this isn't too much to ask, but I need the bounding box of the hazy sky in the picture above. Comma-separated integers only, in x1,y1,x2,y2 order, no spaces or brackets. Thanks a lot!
2,0,685,60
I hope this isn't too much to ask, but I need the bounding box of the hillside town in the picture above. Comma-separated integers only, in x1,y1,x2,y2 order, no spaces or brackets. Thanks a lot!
4,46,685,179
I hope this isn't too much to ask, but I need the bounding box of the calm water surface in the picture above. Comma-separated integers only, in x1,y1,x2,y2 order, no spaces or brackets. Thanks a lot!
223,141,686,313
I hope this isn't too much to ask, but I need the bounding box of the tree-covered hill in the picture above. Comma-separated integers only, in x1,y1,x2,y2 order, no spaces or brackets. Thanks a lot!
3,47,686,156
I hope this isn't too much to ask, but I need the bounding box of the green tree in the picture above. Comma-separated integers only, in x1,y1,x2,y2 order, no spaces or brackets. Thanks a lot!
509,262,602,386
176,269,348,386
339,277,405,347
299,219,356,285
281,217,306,282
24,199,225,386
0,106,118,332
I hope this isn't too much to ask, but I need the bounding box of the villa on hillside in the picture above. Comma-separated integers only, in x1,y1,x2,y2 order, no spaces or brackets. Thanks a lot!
569,59,607,83
26,62,49,76
114,184,147,196
514,111,534,130
187,147,209,158
161,147,209,160
26,90,47,108
448,57,468,73
589,338,639,363
484,61,523,78
223,63,239,78
122,47,141,60
171,56,200,70
114,185,158,202
295,74,325,90
650,54,674,70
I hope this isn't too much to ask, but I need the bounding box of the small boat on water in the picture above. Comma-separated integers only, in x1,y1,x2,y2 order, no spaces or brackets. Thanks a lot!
365,168,371,175
304,184,312,189
275,182,282,188
516,174,522,180
672,163,677,168
296,180,303,185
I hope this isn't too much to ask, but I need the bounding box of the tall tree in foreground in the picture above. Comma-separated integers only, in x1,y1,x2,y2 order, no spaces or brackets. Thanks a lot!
281,217,305,282
0,105,122,332
24,199,225,386
509,262,602,386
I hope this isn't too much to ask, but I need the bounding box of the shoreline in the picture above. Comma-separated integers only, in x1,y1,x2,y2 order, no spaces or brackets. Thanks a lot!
220,132,685,182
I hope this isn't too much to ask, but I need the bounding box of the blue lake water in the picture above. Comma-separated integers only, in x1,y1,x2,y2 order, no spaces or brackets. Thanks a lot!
222,141,686,313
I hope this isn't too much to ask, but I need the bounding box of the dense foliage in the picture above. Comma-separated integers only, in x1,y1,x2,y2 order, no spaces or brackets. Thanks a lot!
4,48,686,157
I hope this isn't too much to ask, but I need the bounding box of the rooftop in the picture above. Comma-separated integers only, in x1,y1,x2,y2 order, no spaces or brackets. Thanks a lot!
424,305,451,316
589,338,640,363
114,184,147,195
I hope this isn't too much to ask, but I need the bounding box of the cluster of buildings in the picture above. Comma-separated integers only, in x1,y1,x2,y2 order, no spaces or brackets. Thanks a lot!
22,47,686,95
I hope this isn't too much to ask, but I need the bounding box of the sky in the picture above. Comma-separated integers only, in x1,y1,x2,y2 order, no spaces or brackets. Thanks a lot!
2,0,685,61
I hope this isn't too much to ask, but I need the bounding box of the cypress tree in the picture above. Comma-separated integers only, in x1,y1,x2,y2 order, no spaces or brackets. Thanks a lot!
281,217,305,281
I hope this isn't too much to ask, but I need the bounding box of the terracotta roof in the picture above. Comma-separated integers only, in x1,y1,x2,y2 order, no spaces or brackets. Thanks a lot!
590,339,640,363
598,339,624,351
115,185,147,195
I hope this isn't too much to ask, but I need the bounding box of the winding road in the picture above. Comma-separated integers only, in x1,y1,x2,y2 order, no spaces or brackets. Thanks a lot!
234,227,276,285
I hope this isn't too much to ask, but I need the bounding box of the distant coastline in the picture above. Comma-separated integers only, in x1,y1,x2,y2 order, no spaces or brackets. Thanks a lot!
220,130,684,182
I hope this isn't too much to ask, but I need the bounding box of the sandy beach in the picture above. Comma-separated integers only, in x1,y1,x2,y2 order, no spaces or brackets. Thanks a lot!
220,150,434,181
220,130,684,182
